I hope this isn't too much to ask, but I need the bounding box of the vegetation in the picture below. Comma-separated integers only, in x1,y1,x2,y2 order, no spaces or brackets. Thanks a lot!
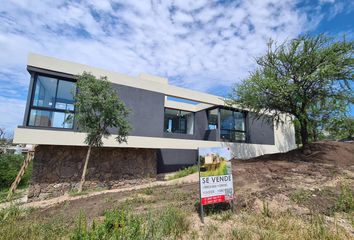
0,154,31,191
71,207,189,240
74,72,131,192
0,205,70,240
326,116,354,140
168,165,198,180
230,34,354,145
333,183,354,213
290,189,312,204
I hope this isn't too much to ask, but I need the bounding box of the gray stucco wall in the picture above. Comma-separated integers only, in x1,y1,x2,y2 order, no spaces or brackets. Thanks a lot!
110,84,165,137
247,113,275,145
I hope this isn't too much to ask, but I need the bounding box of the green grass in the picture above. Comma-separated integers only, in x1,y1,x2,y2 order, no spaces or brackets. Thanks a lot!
0,205,70,240
142,187,153,195
0,188,25,203
71,206,189,240
333,183,354,213
168,165,198,180
290,188,312,204
0,154,32,191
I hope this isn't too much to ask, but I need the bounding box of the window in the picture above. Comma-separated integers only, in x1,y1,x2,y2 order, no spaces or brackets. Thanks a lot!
28,74,76,129
207,108,218,130
220,109,246,142
164,108,194,134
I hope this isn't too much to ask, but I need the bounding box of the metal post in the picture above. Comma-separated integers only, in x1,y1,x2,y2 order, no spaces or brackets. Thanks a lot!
198,151,204,223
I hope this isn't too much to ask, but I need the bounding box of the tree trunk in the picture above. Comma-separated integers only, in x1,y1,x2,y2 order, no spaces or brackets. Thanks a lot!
299,120,309,146
78,145,92,193
312,126,318,142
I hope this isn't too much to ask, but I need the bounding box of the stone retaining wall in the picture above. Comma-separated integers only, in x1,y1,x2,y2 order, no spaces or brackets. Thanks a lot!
28,145,157,201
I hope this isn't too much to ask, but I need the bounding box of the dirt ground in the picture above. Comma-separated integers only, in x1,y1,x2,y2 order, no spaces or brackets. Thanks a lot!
16,141,354,238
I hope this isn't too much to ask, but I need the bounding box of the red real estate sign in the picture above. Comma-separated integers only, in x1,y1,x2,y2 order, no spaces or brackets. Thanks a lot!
201,195,225,205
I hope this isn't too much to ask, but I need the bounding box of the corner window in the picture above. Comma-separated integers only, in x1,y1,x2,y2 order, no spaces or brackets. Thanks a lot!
28,74,76,129
207,108,218,130
220,109,246,142
164,108,194,134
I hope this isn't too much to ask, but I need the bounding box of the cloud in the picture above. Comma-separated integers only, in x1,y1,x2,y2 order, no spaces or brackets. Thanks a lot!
0,0,352,132
0,96,26,133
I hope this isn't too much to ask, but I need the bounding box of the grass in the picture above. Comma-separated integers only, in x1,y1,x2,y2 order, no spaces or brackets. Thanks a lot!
0,205,71,240
229,211,350,240
0,154,32,190
168,165,198,180
333,183,354,213
0,188,26,203
290,188,312,204
71,206,189,240
142,187,153,195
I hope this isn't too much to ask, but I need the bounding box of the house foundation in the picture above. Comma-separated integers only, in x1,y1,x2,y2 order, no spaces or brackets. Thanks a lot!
27,145,157,201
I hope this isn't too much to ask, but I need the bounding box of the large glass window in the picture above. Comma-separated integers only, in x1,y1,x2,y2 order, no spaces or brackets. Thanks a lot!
220,109,246,142
164,108,194,134
207,108,218,130
28,74,76,129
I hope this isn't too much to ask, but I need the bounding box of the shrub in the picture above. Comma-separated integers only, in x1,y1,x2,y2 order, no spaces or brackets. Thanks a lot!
0,154,32,190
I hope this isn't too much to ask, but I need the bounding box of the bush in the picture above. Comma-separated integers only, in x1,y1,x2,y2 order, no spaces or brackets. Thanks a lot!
0,154,32,190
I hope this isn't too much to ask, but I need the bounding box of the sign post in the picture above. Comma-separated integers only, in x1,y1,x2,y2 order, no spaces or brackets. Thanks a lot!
198,147,234,223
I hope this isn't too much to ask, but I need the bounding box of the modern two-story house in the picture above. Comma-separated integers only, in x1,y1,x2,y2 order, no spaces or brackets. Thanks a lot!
14,53,296,201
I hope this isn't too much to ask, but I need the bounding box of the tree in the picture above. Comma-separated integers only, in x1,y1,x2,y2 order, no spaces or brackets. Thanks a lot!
230,34,354,145
326,116,354,140
74,72,131,192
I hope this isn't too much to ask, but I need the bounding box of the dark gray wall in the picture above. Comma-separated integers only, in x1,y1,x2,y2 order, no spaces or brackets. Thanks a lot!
157,149,198,173
110,84,165,137
194,110,209,140
247,113,275,145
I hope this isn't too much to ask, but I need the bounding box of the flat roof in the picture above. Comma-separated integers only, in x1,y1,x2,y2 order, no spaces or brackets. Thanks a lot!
28,53,227,106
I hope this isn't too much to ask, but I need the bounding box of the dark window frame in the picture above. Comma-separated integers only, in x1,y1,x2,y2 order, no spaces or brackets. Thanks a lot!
219,107,247,143
27,73,77,129
163,107,195,135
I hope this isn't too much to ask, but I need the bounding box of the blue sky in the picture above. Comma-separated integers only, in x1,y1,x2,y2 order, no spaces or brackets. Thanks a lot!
0,0,353,134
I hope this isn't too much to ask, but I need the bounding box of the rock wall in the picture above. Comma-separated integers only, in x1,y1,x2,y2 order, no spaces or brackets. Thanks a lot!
28,145,157,201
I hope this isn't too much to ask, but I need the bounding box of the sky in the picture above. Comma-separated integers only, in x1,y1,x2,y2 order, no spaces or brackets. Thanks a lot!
0,0,353,134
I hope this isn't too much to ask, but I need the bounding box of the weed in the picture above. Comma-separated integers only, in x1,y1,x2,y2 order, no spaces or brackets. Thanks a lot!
261,200,271,218
0,205,70,240
143,187,153,195
334,183,354,213
232,228,252,240
212,209,233,221
290,188,312,204
71,206,189,240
